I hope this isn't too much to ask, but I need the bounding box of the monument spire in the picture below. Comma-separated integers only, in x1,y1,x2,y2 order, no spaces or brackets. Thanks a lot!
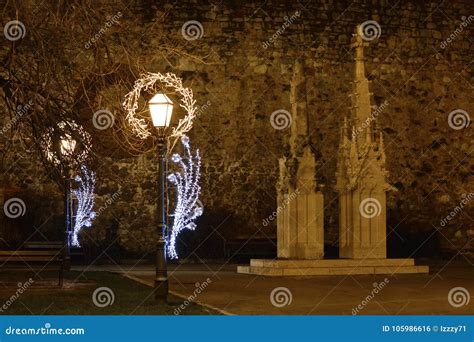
351,26,373,142
289,59,308,157
271,59,324,260
336,25,393,260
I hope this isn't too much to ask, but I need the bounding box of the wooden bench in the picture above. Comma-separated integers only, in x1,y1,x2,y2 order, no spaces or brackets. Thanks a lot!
0,249,65,287
23,241,63,250
24,241,84,267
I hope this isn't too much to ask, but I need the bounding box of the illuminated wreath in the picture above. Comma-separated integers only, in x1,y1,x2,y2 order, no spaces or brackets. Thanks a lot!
122,72,198,153
40,120,92,166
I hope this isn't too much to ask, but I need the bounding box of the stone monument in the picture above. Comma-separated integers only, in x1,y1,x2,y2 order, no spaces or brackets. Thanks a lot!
335,28,392,259
238,27,428,276
276,60,325,260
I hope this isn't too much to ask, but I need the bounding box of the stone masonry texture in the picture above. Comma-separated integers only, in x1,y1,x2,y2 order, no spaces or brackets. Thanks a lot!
0,0,473,261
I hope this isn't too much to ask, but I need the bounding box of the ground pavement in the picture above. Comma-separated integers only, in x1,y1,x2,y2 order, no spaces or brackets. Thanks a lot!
76,260,474,315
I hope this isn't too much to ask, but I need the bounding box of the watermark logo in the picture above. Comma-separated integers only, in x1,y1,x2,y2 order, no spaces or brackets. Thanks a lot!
352,278,390,315
440,16,474,49
262,10,301,49
263,190,299,226
84,12,122,49
92,287,115,307
95,188,122,218
181,21,204,41
270,109,292,130
3,20,26,41
270,287,292,308
92,109,115,130
1,100,34,135
440,193,473,227
358,20,381,42
359,198,381,219
5,322,85,336
174,278,212,315
448,287,470,308
3,198,26,218
352,100,389,138
448,109,470,130
0,278,34,313
196,100,211,116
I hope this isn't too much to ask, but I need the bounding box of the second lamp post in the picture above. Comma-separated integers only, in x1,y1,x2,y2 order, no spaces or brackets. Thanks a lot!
60,135,76,270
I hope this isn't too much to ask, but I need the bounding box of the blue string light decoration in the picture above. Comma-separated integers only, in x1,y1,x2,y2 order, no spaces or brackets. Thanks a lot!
167,135,203,259
71,165,96,247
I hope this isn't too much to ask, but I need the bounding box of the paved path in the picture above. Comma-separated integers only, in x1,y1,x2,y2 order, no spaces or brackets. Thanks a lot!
76,260,474,315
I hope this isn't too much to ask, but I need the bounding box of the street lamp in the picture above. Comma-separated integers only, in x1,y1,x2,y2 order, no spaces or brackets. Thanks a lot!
60,133,76,270
149,92,174,301
149,93,173,128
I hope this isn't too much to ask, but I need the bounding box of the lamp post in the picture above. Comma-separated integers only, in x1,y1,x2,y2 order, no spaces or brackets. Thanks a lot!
60,134,76,271
149,93,173,301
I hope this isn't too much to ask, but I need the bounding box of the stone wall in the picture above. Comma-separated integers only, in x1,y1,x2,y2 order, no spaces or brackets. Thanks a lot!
1,0,473,260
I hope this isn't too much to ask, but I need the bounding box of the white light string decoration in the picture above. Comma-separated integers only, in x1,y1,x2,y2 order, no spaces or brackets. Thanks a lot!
71,165,96,247
167,135,203,259
40,120,95,248
122,72,198,153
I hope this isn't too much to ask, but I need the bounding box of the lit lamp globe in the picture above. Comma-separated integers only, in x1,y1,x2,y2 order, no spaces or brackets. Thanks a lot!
60,134,77,156
148,93,173,128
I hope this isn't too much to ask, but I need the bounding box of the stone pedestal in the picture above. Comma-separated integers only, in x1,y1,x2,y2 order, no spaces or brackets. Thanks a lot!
277,147,324,260
237,258,429,276
339,190,387,259
277,191,324,259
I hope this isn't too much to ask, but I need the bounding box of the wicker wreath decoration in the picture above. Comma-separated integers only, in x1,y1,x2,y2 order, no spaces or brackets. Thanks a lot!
122,72,198,153
41,120,92,167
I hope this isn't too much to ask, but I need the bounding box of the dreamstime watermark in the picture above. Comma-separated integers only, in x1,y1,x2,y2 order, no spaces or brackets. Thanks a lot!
358,20,381,41
5,323,85,336
270,109,292,130
352,100,389,138
174,278,212,315
440,16,474,49
3,20,26,41
196,100,212,116
270,287,292,308
3,197,26,219
95,189,122,218
92,109,115,130
448,109,470,130
1,100,33,135
262,11,301,49
92,287,115,307
352,278,390,315
440,193,473,227
448,287,470,308
84,12,122,49
359,198,381,219
0,278,34,313
181,20,204,41
262,189,300,226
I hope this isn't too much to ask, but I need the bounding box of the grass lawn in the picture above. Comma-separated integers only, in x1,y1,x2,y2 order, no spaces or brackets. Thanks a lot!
0,271,215,315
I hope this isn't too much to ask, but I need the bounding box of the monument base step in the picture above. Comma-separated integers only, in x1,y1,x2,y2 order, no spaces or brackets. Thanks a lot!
237,258,429,276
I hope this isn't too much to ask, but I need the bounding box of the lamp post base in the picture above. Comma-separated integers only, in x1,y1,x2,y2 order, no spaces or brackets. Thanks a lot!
64,257,71,272
154,279,169,302
155,245,169,302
